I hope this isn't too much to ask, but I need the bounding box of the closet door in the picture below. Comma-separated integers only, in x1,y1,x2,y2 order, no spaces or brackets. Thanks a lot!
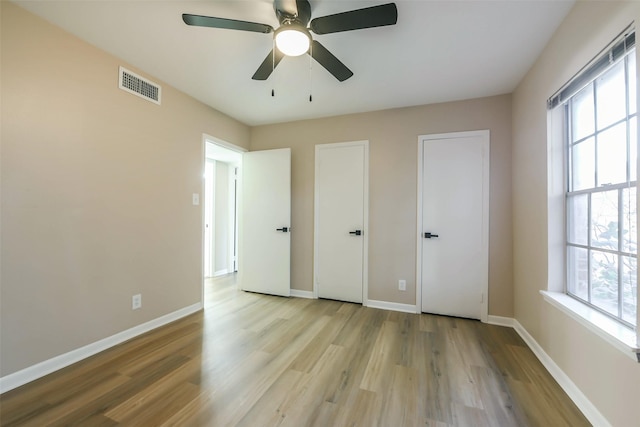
419,131,490,320
315,141,368,303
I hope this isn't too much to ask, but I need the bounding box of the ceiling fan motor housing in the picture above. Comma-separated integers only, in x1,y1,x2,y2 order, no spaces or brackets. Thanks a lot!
274,0,312,26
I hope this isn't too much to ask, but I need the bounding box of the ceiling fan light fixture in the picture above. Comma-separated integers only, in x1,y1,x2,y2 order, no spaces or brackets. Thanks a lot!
274,25,310,56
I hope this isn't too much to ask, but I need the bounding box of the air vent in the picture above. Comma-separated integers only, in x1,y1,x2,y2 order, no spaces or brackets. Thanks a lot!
118,66,161,105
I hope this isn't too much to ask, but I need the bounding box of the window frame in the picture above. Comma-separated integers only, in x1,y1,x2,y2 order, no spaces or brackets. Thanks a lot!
563,40,637,330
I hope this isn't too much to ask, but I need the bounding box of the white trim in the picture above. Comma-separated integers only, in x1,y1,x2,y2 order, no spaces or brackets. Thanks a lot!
480,131,490,323
203,134,248,155
367,299,418,314
201,140,206,305
546,107,567,294
363,142,369,307
209,159,217,279
416,139,424,316
512,319,612,427
541,291,639,360
487,315,515,327
416,130,490,322
313,140,369,305
313,144,320,299
290,289,315,299
0,303,202,394
227,164,237,274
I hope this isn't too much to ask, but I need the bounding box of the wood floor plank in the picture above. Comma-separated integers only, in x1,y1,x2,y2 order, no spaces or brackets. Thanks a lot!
116,327,202,377
505,344,590,426
9,374,130,427
234,368,306,427
451,402,492,427
360,320,400,392
443,326,485,409
104,356,203,421
114,381,201,426
288,303,356,373
418,330,454,424
0,275,591,427
156,390,217,427
275,344,347,426
423,418,451,427
471,365,525,426
378,365,420,427
43,354,194,427
337,388,382,427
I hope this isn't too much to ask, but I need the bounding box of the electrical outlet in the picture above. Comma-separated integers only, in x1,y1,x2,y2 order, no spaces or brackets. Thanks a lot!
132,294,142,310
398,280,406,291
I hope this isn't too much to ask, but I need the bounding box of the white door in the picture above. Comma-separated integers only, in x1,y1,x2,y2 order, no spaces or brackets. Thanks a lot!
419,131,489,320
239,148,291,297
315,141,368,303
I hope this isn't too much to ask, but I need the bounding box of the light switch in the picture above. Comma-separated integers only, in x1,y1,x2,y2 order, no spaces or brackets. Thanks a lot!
192,193,200,205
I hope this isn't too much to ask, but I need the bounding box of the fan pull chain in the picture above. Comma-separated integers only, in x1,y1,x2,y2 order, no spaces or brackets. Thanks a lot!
272,38,276,97
309,42,313,102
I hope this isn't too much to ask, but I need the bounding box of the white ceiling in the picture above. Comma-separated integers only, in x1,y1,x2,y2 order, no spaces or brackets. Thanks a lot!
14,0,575,126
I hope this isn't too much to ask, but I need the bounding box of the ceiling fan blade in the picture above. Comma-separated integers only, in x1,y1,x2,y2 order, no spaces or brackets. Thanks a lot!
182,14,273,34
309,3,397,35
252,49,286,80
310,40,353,82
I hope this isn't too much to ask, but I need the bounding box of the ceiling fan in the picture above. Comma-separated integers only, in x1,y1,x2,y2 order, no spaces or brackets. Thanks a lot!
182,0,398,82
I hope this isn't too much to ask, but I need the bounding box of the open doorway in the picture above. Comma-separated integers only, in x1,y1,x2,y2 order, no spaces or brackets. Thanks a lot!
203,137,244,279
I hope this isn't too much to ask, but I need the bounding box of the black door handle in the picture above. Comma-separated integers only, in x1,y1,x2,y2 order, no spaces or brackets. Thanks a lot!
276,227,289,232
349,230,362,236
424,232,439,239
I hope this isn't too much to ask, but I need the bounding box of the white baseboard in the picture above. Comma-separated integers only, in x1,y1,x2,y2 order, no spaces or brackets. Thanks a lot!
366,299,419,314
290,289,315,299
512,319,611,427
486,315,515,327
0,302,202,394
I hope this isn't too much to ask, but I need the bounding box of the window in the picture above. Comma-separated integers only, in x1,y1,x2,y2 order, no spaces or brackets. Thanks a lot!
563,31,637,328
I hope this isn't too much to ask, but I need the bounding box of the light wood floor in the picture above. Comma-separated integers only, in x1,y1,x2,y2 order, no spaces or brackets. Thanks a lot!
1,275,590,426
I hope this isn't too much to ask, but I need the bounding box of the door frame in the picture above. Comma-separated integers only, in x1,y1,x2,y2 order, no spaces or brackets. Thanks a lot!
201,134,246,303
415,130,490,322
204,158,216,278
313,140,369,305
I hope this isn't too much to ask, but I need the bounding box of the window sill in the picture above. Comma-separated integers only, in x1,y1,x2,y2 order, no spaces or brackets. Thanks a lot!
540,291,639,362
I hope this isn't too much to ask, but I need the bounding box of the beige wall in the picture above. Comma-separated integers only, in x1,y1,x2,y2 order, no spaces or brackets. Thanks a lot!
512,1,640,425
250,95,514,315
0,2,250,376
